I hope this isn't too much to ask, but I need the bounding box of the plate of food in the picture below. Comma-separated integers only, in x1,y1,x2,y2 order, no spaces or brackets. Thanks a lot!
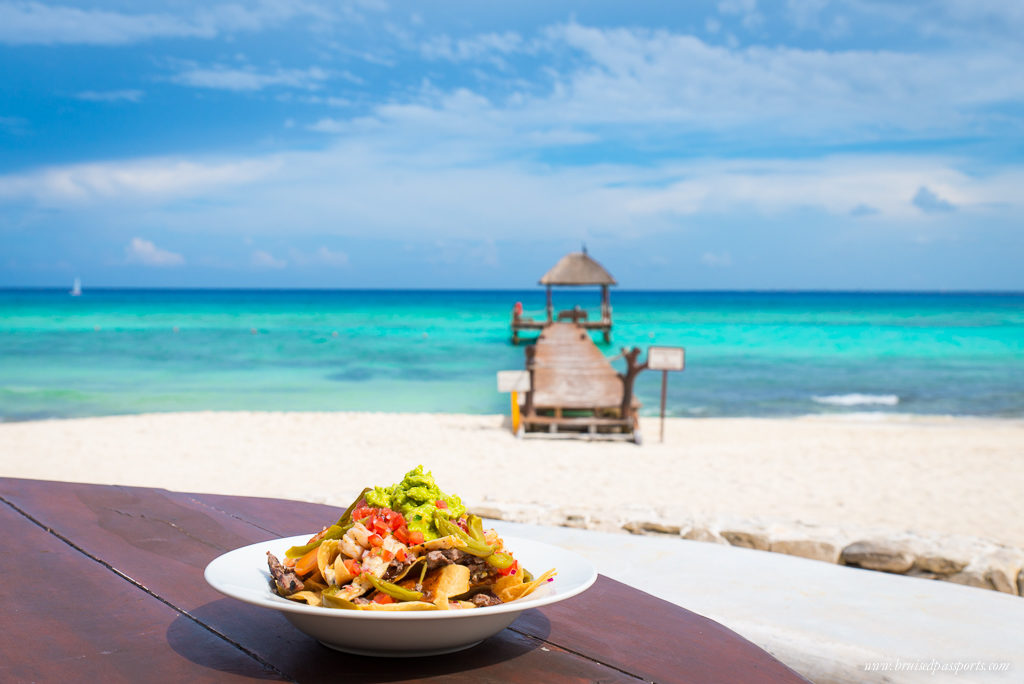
204,466,597,656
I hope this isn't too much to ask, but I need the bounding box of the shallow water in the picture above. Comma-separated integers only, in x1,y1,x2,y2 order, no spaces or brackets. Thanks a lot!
1,289,1021,420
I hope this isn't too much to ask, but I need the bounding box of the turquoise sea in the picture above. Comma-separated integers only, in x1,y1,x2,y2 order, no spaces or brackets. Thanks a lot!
1,289,1022,421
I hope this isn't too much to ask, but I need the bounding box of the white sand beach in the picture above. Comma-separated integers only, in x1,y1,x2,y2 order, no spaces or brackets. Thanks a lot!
2,411,1022,550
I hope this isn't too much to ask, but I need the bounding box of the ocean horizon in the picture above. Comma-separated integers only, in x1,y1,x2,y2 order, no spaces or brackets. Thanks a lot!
2,288,1022,422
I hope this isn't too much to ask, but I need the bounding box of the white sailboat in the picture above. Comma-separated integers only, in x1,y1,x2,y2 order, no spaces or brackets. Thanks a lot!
70,277,82,296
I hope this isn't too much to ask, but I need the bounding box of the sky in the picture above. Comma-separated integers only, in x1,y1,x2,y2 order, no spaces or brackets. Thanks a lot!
1,0,1022,290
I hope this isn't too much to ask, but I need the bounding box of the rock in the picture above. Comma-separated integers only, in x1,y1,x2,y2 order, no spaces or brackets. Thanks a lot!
981,550,1023,595
770,539,840,564
914,555,968,576
622,521,646,535
905,569,940,580
721,530,770,551
840,541,914,573
985,569,1017,595
681,526,729,545
622,520,681,535
945,569,994,591
562,514,589,530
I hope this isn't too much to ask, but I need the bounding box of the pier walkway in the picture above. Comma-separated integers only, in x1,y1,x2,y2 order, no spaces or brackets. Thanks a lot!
522,322,641,440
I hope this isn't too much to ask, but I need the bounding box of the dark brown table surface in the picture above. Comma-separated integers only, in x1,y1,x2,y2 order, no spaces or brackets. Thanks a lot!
0,477,808,683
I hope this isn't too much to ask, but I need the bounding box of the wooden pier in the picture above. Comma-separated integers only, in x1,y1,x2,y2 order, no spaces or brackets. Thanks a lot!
520,322,644,442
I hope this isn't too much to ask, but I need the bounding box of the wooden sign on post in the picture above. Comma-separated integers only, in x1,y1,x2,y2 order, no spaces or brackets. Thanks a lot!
646,346,685,442
496,371,531,393
647,346,685,372
496,371,532,435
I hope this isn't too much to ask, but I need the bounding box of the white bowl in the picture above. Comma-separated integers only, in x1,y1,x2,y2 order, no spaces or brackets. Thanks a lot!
204,534,597,657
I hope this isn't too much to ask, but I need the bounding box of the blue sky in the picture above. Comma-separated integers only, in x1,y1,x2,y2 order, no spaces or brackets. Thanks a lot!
1,0,1022,289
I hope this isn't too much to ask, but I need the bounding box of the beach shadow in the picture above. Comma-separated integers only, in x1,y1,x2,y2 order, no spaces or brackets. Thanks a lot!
167,600,552,683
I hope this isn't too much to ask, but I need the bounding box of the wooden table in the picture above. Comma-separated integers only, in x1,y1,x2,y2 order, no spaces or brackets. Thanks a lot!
0,478,807,683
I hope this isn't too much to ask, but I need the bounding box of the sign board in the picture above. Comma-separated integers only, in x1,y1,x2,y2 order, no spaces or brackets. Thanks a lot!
496,370,531,393
647,346,685,371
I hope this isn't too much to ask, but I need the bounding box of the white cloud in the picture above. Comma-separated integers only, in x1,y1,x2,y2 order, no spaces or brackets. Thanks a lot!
0,156,277,203
289,246,350,267
308,117,347,133
717,0,764,29
173,65,329,92
76,89,144,103
251,249,286,269
2,142,1021,244
314,246,349,266
0,1,318,46
530,22,1024,137
421,31,524,62
402,22,1024,143
701,251,734,267
125,237,184,266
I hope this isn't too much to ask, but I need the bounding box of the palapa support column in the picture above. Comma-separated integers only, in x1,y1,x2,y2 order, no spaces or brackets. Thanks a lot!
601,284,612,343
546,285,553,323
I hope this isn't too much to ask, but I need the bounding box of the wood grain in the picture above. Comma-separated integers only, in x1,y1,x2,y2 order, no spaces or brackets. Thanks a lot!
0,478,807,683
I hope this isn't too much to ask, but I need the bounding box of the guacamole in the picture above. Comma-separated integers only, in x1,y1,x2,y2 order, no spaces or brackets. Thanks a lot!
365,465,466,540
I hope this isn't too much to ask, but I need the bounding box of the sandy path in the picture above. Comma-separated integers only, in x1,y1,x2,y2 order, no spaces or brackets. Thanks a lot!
1,412,1021,548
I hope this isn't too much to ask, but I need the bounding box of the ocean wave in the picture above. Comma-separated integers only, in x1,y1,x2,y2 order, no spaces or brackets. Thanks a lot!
812,393,900,407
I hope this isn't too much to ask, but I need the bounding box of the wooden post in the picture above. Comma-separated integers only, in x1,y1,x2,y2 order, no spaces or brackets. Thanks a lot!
546,285,553,323
660,370,668,443
601,285,612,343
524,345,536,418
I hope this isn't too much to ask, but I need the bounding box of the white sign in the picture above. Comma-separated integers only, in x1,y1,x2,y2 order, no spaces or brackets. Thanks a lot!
496,370,531,393
647,346,685,371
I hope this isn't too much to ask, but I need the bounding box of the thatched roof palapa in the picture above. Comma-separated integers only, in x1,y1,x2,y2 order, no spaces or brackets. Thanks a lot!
539,251,617,286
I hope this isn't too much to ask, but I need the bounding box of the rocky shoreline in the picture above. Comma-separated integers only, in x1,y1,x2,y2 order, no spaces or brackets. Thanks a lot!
469,501,1024,597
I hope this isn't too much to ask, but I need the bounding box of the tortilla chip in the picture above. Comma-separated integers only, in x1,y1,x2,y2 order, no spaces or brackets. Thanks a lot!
333,555,356,586
303,577,328,592
285,590,322,607
317,540,341,583
494,568,556,602
422,564,470,607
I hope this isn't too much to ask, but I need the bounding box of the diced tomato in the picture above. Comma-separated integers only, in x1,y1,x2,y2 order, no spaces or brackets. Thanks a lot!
381,549,394,562
352,504,372,521
393,526,410,544
407,530,425,545
372,592,395,604
385,509,405,530
368,533,384,547
395,548,407,563
498,560,519,577
343,559,361,575
435,499,448,510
